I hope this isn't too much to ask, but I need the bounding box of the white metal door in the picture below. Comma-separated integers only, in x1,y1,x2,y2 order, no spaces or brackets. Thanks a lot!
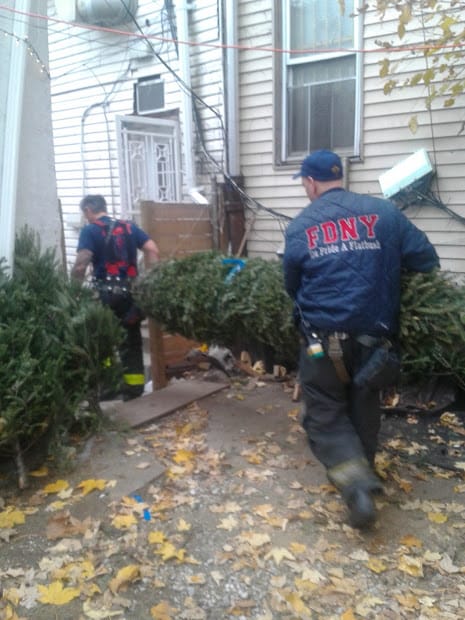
117,115,181,217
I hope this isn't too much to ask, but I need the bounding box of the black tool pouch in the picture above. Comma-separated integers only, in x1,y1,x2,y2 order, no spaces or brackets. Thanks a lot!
95,280,144,327
353,343,401,390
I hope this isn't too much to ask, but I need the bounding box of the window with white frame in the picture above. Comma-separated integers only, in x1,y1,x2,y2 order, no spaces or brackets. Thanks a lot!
279,0,361,163
117,115,181,218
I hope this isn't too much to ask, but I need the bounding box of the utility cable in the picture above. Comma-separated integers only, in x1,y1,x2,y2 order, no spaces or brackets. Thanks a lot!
118,0,292,223
2,3,465,56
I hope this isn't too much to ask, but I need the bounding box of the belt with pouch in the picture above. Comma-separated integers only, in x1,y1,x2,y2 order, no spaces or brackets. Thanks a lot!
322,331,391,384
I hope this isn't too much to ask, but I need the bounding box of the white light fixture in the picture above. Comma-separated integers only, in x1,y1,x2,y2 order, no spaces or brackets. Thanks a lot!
378,149,434,199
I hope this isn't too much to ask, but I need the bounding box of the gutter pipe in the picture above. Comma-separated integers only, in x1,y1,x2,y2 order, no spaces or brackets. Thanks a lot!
176,0,195,193
224,0,239,176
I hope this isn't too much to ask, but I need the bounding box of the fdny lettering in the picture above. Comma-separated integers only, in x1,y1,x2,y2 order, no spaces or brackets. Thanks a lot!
305,214,379,250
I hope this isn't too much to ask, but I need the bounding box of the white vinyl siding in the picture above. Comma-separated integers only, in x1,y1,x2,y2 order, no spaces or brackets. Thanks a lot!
47,0,465,275
352,5,465,276
237,1,465,276
47,0,223,269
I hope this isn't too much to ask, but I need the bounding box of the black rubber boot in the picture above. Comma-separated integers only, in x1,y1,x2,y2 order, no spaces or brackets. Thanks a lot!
122,388,144,402
346,487,376,529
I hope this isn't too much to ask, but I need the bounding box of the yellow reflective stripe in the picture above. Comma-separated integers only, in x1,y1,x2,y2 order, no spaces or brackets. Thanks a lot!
123,373,145,386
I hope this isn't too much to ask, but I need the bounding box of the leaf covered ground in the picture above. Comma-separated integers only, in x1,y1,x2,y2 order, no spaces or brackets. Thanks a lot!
1,379,465,619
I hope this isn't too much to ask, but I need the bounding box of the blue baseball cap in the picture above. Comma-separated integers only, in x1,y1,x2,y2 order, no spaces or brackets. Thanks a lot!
292,149,343,181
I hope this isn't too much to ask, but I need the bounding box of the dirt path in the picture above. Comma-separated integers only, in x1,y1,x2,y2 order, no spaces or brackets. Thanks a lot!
1,379,465,619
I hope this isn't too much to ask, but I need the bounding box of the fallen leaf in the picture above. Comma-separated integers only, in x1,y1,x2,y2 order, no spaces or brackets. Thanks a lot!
423,550,442,562
29,466,49,477
76,479,107,496
111,514,137,529
428,512,448,524
151,601,178,620
300,567,326,584
173,449,195,464
394,592,420,610
398,554,424,577
148,531,166,544
282,590,311,616
109,564,141,593
43,480,70,494
0,508,25,529
217,516,238,531
355,595,384,616
366,557,388,573
37,580,80,605
45,500,68,512
177,518,191,532
399,534,423,548
52,559,95,581
156,542,186,562
46,511,92,539
187,574,206,584
239,532,271,548
82,599,124,618
439,554,461,574
252,504,274,518
289,542,307,555
265,547,295,565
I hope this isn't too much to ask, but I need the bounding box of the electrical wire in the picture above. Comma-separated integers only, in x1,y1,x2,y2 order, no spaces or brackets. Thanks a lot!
80,63,132,202
414,190,465,227
2,3,465,56
118,0,292,223
6,2,462,227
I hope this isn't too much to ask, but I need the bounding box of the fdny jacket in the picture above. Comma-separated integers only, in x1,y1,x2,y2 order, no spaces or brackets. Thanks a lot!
283,188,440,337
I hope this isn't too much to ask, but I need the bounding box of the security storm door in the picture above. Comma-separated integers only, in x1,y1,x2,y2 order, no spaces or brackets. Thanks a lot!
117,115,181,217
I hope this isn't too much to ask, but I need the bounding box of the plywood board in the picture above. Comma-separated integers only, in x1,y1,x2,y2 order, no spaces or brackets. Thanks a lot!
105,380,228,428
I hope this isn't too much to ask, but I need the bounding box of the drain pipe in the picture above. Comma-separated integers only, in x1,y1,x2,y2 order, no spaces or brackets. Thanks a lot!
0,0,30,272
176,0,195,194
224,0,239,176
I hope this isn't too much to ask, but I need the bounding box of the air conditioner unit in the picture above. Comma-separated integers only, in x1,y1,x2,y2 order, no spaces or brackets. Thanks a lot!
54,0,138,27
378,149,434,199
135,78,165,115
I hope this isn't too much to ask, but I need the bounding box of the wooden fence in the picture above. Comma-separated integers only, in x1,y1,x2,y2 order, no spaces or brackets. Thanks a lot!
140,201,214,388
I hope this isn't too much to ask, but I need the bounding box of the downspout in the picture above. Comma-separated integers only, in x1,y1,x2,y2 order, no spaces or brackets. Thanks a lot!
0,0,30,273
224,0,239,176
176,0,195,193
221,0,245,255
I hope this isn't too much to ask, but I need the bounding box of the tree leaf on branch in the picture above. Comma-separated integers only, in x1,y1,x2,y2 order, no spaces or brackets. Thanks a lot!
408,115,418,133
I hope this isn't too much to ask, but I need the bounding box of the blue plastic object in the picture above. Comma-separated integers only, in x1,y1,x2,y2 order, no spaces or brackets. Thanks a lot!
132,493,151,521
222,258,246,283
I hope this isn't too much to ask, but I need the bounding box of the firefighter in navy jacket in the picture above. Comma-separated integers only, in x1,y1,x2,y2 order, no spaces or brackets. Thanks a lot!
283,150,439,528
72,195,159,401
